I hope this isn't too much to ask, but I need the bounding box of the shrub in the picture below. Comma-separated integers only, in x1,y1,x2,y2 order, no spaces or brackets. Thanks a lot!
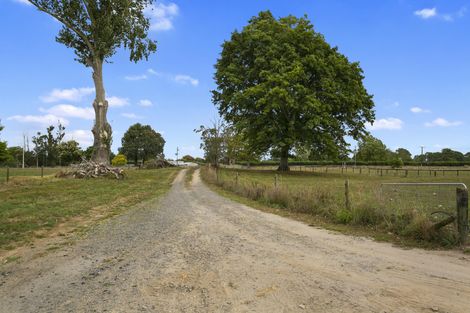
111,154,127,166
336,209,353,224
390,158,404,169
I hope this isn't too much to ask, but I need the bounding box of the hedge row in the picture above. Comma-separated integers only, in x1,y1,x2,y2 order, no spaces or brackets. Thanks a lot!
236,160,470,167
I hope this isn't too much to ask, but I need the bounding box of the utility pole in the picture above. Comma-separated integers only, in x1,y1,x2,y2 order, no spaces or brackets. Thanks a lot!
175,147,179,166
420,145,424,167
22,133,26,169
354,146,357,167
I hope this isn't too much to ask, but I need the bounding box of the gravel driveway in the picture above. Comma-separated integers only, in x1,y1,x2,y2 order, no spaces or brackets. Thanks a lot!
1,169,470,313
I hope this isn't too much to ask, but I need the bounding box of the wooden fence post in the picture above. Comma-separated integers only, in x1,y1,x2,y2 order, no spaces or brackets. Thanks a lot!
41,166,44,178
274,174,278,188
6,167,9,183
235,172,239,186
456,188,469,245
345,180,351,210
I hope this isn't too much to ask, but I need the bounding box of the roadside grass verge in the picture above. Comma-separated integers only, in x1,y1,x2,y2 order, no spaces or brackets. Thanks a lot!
201,167,470,248
0,168,180,250
185,166,198,187
0,167,61,182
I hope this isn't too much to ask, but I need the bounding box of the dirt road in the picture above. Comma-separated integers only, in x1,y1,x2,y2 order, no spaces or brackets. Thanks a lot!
1,169,470,313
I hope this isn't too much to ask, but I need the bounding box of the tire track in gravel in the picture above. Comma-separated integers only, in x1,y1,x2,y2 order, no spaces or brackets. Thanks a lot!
1,169,470,313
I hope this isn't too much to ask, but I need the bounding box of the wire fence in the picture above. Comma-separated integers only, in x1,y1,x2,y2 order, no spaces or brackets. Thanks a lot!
225,164,470,178
0,167,63,183
207,167,469,244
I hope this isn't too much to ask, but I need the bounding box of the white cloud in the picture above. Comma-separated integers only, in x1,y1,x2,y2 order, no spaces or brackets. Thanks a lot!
145,3,179,31
147,68,160,76
174,75,199,86
414,7,466,21
40,104,94,120
40,87,94,103
366,118,403,130
64,130,94,147
414,8,437,19
121,113,142,119
108,96,129,107
410,106,430,113
125,74,148,81
425,118,462,127
139,99,153,107
7,114,69,127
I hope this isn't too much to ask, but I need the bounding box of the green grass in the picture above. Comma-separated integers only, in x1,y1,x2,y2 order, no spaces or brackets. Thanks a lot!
0,167,61,182
0,168,180,249
202,167,470,247
184,166,198,187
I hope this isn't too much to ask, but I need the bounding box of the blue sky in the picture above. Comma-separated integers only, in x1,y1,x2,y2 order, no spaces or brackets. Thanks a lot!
1,0,469,158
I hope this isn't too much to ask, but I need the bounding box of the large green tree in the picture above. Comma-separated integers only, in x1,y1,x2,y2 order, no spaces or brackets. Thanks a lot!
213,11,374,171
58,140,84,165
0,122,9,164
119,123,165,165
195,120,226,167
356,135,391,162
27,0,157,164
395,148,412,162
32,123,66,167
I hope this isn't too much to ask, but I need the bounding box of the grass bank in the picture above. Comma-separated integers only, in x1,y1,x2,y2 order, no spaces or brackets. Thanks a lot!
0,168,180,250
201,167,470,248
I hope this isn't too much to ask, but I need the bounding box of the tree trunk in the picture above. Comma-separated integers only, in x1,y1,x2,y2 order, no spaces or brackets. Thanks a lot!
91,59,112,165
277,146,290,171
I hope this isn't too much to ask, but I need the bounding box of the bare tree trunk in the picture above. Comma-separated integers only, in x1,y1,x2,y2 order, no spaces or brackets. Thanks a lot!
91,59,112,165
278,146,290,171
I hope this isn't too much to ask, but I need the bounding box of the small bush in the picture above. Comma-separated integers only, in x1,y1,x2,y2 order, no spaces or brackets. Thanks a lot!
336,209,353,224
351,205,380,226
111,154,127,166
390,158,404,169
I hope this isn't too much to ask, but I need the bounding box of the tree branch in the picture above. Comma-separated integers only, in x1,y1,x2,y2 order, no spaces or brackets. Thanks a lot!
27,0,96,58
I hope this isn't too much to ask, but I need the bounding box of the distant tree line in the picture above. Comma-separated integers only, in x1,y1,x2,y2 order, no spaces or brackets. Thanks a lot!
0,122,165,168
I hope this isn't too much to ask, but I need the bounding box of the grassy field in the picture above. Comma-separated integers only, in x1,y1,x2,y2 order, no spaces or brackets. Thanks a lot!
0,168,180,250
202,167,470,247
0,167,62,182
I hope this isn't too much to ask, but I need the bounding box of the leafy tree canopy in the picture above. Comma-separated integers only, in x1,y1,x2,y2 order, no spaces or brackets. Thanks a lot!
28,0,156,67
195,120,226,167
395,148,412,162
0,122,8,163
58,140,83,165
356,135,391,162
213,11,374,170
32,123,66,166
119,123,165,164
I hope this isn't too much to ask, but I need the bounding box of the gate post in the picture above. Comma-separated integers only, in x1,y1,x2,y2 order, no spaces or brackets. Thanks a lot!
457,188,469,245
